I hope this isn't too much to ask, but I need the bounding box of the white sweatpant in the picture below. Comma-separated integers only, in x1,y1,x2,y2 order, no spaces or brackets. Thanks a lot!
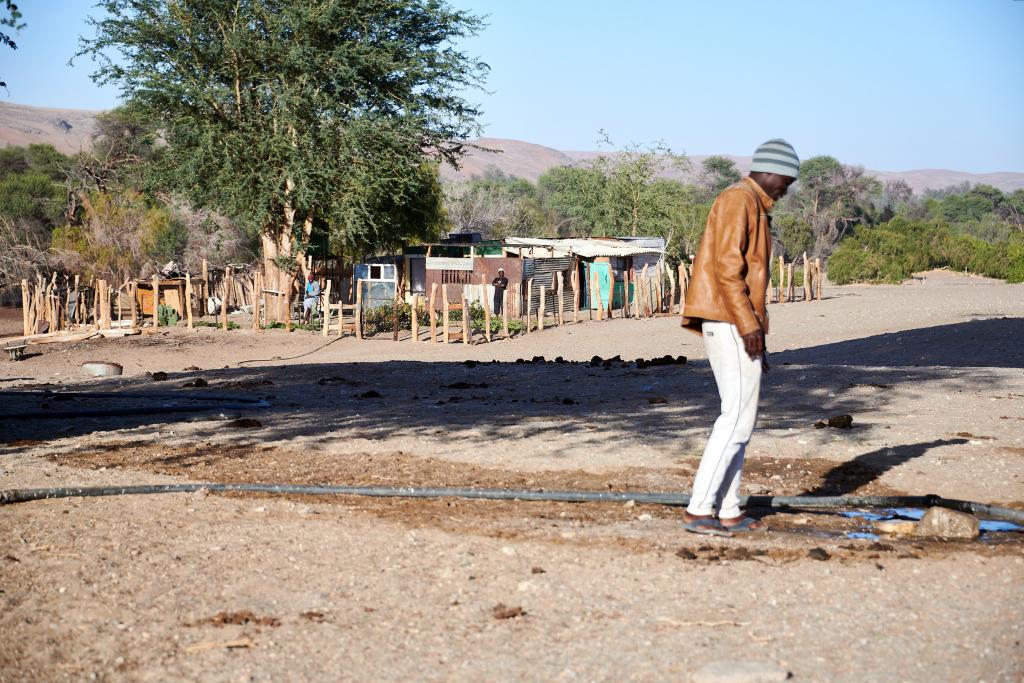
686,320,763,519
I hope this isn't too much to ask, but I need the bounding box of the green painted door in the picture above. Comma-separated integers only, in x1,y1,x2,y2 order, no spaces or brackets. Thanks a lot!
586,262,612,310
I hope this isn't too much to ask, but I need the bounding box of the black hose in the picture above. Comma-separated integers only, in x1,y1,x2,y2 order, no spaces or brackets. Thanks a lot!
2,483,1022,523
0,390,269,420
0,390,266,403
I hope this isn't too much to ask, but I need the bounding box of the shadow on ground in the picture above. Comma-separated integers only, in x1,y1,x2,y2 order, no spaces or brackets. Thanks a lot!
1,319,1020,469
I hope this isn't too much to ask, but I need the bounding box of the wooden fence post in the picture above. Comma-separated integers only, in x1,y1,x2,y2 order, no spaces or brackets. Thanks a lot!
442,285,450,344
525,278,533,333
461,289,469,345
502,290,509,338
253,272,262,330
668,265,677,314
778,256,786,303
355,278,363,339
185,272,194,329
322,279,332,336
411,292,420,342
222,267,231,331
201,258,208,313
816,258,823,300
538,285,546,331
20,279,30,335
481,283,491,342
429,283,438,343
557,272,565,326
572,269,579,323
802,252,811,301
151,274,160,328
603,272,611,319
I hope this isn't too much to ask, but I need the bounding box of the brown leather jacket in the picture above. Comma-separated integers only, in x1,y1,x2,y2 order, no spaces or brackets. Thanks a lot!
682,177,774,337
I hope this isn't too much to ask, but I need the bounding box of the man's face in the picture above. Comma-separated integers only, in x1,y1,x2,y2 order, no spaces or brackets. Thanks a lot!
762,173,797,201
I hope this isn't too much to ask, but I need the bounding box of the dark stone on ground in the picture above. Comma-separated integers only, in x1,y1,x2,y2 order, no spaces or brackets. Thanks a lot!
808,547,830,561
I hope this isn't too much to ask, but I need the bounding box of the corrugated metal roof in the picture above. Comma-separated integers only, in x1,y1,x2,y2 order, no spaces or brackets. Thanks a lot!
503,238,663,258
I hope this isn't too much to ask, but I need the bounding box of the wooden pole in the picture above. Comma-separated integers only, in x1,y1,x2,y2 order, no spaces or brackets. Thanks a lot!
461,289,469,345
355,278,363,339
91,280,99,329
201,258,208,313
538,285,546,331
185,273,194,329
411,292,420,342
442,285,450,344
322,279,333,337
128,281,137,330
557,272,565,326
816,258,823,300
429,283,438,343
73,274,80,324
525,278,532,333
284,272,294,333
778,258,786,303
21,279,30,336
668,265,677,314
392,288,399,342
252,272,262,330
572,269,580,324
502,290,509,338
221,268,230,331
603,272,612,320
151,274,160,328
481,282,491,342
787,263,795,302
802,252,811,301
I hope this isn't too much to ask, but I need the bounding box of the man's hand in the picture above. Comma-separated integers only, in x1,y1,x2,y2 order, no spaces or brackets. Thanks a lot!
741,331,764,362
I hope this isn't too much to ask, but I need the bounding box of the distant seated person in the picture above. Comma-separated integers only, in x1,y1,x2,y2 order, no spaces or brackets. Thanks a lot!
492,268,509,314
302,272,321,323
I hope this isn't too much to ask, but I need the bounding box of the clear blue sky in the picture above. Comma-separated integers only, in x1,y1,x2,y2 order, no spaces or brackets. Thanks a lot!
2,0,1022,172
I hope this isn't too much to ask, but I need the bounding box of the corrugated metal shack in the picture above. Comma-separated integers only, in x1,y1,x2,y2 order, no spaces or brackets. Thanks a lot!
503,237,665,313
353,234,666,314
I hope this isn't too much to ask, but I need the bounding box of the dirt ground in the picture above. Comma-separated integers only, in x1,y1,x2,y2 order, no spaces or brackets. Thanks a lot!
1,270,1023,682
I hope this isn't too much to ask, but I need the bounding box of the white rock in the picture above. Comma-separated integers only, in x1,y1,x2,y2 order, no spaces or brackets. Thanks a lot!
914,507,979,539
690,660,790,683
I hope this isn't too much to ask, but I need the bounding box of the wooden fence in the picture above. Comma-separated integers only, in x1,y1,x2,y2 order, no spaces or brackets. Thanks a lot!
13,254,824,343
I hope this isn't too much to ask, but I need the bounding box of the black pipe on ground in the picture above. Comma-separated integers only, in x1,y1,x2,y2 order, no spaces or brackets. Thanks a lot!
2,483,1022,524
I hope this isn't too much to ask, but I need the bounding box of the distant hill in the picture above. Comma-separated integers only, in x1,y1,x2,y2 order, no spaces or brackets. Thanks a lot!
3,102,1022,193
0,101,99,154
443,138,1024,195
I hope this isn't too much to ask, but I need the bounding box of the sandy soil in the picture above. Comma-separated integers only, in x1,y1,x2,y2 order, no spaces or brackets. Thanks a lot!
1,270,1023,682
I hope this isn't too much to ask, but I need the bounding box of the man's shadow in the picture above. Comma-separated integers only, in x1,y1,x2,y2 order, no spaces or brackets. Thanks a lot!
802,438,969,496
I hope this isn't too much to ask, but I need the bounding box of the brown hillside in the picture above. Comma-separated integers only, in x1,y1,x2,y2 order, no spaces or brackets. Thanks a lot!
3,102,1021,193
0,101,99,154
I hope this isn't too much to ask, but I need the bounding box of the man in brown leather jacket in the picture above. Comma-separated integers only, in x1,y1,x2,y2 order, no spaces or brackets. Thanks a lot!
680,139,799,536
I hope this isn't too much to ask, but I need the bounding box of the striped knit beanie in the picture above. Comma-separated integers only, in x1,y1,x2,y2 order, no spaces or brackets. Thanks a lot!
750,139,800,178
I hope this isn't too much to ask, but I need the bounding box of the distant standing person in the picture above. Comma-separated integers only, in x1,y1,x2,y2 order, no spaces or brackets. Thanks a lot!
680,139,800,536
492,268,509,314
302,272,321,324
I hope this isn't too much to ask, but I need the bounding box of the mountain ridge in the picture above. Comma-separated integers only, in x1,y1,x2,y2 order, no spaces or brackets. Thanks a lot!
3,102,1021,193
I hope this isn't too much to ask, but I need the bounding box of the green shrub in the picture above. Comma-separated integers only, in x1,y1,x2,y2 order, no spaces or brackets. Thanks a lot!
194,320,240,330
828,218,1024,284
360,300,526,336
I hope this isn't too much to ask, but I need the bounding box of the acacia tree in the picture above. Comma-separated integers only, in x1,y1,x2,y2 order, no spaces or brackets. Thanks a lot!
788,155,881,258
78,0,487,282
699,155,740,199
